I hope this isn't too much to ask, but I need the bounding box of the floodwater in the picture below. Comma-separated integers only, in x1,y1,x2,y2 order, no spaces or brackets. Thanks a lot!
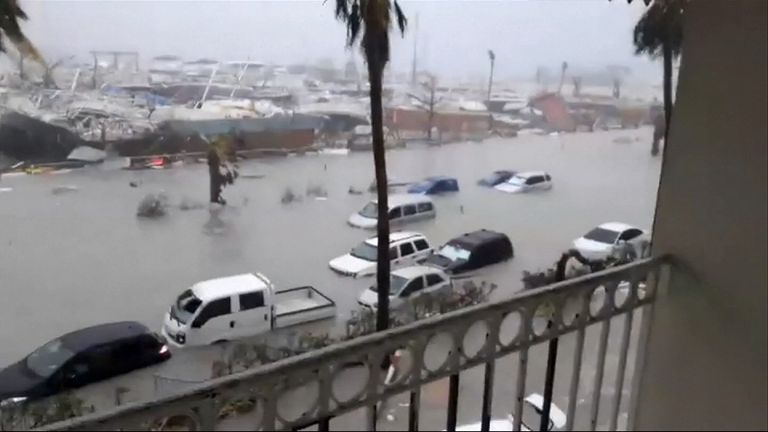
0,129,660,426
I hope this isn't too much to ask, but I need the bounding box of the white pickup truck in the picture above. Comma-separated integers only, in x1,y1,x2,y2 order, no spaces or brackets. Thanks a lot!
162,273,336,347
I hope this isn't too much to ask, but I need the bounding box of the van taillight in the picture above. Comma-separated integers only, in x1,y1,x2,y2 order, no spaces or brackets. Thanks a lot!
159,345,169,355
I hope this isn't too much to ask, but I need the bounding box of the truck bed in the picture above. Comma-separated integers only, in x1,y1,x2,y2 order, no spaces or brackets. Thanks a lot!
273,286,336,328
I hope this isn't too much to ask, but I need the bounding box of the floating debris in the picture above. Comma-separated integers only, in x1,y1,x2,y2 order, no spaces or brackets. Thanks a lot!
612,136,633,144
129,180,142,188
348,186,363,195
0,187,12,193
281,187,301,204
51,185,79,195
137,193,169,218
179,197,206,211
306,184,328,199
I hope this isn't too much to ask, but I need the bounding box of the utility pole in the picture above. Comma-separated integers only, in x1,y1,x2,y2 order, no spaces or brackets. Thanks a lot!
410,13,419,85
487,50,495,101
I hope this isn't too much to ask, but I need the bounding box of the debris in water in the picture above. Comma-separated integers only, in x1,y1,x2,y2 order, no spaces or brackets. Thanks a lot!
612,136,633,144
129,180,142,188
348,186,363,195
137,193,169,218
306,184,328,199
51,185,79,195
281,187,301,204
0,187,12,193
179,197,206,211
240,173,265,179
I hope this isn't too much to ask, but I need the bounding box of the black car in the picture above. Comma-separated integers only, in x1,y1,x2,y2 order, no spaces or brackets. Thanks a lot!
425,229,514,276
0,322,170,404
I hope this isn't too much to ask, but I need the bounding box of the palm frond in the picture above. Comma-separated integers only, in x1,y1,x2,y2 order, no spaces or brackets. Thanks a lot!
0,0,43,62
393,0,407,35
633,0,685,58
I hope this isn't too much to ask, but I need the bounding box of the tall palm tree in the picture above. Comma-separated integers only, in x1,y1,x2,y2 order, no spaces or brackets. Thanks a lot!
0,0,42,61
633,0,685,156
335,0,407,332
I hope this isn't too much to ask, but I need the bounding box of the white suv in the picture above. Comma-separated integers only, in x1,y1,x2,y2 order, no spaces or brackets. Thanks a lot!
329,232,434,278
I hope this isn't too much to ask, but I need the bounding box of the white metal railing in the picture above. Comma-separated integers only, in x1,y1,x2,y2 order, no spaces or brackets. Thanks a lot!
35,256,667,431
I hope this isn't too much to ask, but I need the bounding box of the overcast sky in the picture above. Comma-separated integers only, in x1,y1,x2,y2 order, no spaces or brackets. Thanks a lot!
20,0,658,82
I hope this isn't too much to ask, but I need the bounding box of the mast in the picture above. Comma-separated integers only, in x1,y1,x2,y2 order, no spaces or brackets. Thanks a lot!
410,13,419,85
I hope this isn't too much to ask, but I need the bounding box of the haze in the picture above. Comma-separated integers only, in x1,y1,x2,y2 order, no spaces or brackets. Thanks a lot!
20,0,657,82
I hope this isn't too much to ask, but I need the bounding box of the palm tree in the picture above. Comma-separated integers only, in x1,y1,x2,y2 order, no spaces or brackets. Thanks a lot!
633,0,685,156
0,0,42,61
335,0,407,332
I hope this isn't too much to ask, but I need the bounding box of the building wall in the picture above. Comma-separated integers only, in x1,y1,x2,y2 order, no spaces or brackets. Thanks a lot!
636,1,767,430
386,108,490,138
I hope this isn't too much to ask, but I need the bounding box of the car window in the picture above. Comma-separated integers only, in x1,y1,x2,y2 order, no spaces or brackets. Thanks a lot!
426,273,445,286
403,205,417,216
414,239,430,251
389,207,402,220
192,297,232,328
389,247,399,260
401,276,425,297
417,202,434,212
400,242,415,256
526,176,544,185
620,228,643,241
239,291,265,310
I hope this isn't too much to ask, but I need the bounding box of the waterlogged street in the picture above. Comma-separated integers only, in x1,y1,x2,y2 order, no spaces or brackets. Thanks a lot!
0,129,660,429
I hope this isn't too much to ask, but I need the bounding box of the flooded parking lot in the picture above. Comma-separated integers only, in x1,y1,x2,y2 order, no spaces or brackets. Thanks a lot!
0,128,660,426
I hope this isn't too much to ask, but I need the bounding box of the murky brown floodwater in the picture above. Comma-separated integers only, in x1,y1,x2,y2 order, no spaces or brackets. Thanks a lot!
1,129,660,363
0,129,660,414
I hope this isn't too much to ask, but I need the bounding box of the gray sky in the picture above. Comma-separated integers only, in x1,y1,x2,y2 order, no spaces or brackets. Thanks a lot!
20,0,658,82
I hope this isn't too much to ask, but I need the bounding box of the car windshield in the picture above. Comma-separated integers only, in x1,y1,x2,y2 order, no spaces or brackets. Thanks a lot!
370,274,409,295
507,176,526,186
350,242,377,261
583,227,621,244
358,202,378,219
483,173,504,184
439,244,471,261
171,289,202,324
521,401,554,431
25,339,76,378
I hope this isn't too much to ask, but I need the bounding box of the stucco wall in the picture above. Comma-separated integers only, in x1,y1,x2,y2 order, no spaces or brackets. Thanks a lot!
636,1,767,430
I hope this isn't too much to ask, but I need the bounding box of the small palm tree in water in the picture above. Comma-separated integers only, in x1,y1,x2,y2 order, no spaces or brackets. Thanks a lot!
334,0,407,331
633,0,686,156
207,136,238,205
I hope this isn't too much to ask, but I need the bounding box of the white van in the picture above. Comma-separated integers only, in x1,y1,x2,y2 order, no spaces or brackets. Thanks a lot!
328,232,434,277
348,194,436,229
162,273,336,347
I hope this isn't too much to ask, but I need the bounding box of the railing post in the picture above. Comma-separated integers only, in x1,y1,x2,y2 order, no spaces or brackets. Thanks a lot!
446,373,460,431
540,320,559,432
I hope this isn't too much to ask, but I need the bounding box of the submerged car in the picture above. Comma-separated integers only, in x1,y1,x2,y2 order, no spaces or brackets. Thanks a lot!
478,170,516,187
357,266,452,310
328,232,434,277
0,322,170,404
348,194,436,229
494,171,553,193
407,176,460,195
425,229,514,276
454,393,566,431
572,222,651,261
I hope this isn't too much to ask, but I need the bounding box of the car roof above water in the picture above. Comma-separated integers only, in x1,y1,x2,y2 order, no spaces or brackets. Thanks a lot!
371,194,434,208
60,321,150,352
392,265,444,279
514,171,549,179
597,222,636,232
365,231,425,246
191,273,270,302
448,229,510,249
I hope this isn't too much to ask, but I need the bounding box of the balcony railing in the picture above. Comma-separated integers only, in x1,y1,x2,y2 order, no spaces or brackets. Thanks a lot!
37,256,668,431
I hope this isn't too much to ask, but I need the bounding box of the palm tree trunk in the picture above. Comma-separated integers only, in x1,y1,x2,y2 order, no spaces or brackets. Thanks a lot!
368,55,391,332
662,37,673,145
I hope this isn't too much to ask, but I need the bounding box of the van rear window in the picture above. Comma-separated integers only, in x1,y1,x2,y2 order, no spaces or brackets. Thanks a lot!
417,202,434,212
